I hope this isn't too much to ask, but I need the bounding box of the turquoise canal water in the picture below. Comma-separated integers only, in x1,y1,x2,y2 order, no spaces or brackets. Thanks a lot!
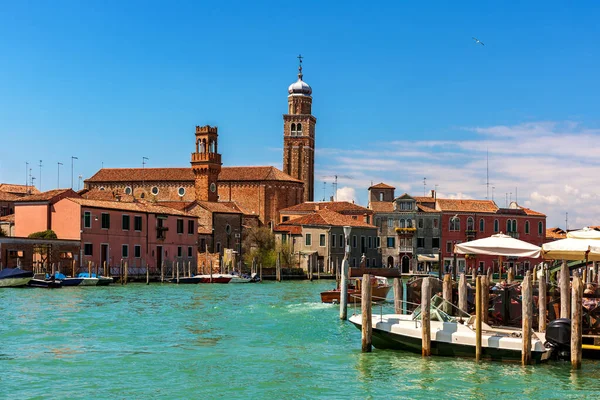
2,281,600,399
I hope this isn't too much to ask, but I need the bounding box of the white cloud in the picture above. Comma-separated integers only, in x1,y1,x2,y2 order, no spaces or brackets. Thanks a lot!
530,192,564,205
336,187,356,202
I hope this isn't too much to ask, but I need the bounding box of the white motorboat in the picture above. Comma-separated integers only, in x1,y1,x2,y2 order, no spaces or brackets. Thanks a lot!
349,295,552,363
0,268,34,288
219,272,260,283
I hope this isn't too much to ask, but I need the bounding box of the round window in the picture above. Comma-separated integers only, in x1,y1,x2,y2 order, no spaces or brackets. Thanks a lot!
140,193,145,199
151,186,159,196
99,186,105,191
225,224,231,235
210,183,216,193
178,187,185,197
124,186,132,195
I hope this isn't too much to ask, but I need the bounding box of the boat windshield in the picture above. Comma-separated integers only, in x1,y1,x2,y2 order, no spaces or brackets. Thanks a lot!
412,295,471,323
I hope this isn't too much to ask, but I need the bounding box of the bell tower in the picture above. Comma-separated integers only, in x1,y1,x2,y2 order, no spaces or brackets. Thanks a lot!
191,125,221,202
283,54,316,202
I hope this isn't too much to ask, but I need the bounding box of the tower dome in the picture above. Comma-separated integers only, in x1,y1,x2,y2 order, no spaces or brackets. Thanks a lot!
288,55,312,96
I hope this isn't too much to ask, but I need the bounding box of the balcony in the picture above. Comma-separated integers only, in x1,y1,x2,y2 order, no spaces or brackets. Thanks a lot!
507,231,520,239
156,226,168,240
466,230,477,239
398,246,413,253
395,227,416,236
191,152,222,164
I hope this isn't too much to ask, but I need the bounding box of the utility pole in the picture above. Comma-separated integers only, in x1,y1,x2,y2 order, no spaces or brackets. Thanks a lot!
25,161,29,194
423,177,427,196
566,212,569,231
57,162,63,188
39,160,43,191
71,156,78,189
142,157,149,191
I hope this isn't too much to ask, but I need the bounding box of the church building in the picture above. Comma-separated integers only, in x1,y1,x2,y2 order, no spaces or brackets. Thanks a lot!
84,59,317,228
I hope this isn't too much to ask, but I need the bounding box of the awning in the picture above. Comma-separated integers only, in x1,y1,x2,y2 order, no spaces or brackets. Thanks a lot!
417,254,439,262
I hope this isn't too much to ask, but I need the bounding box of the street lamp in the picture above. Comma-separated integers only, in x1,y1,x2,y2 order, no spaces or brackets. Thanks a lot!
340,225,352,320
71,156,78,189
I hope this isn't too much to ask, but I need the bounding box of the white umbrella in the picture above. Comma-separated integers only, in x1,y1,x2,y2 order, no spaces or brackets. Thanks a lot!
454,233,541,258
541,227,600,261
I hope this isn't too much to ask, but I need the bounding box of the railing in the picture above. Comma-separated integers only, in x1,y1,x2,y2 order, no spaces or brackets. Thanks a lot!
191,152,221,163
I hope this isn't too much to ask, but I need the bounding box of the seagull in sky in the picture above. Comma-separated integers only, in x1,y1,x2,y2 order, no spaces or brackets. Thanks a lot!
472,37,484,46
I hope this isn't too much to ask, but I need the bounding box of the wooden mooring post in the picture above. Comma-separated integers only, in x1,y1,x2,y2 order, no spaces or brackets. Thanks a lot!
124,261,128,285
146,263,150,285
88,261,92,277
176,261,180,284
161,261,164,283
571,273,583,369
475,275,482,362
103,261,107,277
522,271,533,365
442,274,452,315
339,259,349,320
560,260,570,318
393,277,402,314
459,273,468,312
120,260,123,285
276,253,281,282
421,277,431,356
507,267,514,284
481,275,489,324
539,269,547,332
361,274,372,352
259,263,262,282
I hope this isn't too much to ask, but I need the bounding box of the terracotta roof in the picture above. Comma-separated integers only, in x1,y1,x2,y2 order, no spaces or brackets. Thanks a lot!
417,204,438,213
278,209,376,229
198,226,213,234
369,182,395,190
279,201,371,214
0,191,19,201
65,198,193,217
197,201,243,214
273,224,302,235
0,184,40,195
520,207,546,217
413,196,436,203
79,188,135,202
14,189,79,203
85,166,301,184
435,199,499,213
0,214,15,223
369,201,394,212
546,227,567,239
218,166,301,183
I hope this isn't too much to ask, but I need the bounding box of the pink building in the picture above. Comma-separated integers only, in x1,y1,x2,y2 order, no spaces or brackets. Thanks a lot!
15,193,197,271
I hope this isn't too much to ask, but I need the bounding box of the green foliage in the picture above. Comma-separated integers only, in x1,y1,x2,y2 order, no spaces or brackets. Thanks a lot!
242,227,276,267
28,230,58,239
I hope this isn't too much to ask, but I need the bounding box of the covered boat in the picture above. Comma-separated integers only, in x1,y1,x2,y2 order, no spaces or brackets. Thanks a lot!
349,295,552,363
0,268,34,288
321,276,391,304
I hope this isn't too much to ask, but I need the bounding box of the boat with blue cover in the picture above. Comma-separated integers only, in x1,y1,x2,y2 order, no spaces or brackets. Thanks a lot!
0,268,34,288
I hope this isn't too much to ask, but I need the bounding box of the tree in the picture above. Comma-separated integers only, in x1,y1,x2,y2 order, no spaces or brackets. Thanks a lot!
0,229,6,237
276,240,295,268
242,227,276,267
28,230,58,239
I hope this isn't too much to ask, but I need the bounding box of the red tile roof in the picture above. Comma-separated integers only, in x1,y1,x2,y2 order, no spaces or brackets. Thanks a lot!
369,182,395,190
520,207,546,217
280,201,371,214
435,199,499,213
369,201,394,212
278,209,376,229
65,198,194,217
197,201,243,214
79,188,135,202
0,184,40,196
0,214,15,223
273,224,302,235
417,204,438,213
85,166,301,183
14,189,79,203
0,191,19,201
546,227,566,239
157,201,195,211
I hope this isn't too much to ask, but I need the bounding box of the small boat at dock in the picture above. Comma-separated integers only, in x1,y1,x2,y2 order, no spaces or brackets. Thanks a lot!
77,272,113,286
321,276,391,304
28,274,62,288
349,295,552,363
0,268,34,288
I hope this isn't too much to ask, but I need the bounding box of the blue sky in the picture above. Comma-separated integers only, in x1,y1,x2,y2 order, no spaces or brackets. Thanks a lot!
1,1,599,227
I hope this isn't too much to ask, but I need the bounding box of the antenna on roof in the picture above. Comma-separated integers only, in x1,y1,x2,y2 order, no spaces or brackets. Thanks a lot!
486,149,489,200
322,181,326,201
423,177,427,196
515,187,518,205
566,212,569,231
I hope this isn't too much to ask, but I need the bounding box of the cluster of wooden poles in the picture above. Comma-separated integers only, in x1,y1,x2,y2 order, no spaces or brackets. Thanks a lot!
357,260,585,369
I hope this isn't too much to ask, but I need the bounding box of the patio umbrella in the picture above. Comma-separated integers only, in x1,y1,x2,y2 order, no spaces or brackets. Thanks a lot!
454,233,541,258
541,227,600,261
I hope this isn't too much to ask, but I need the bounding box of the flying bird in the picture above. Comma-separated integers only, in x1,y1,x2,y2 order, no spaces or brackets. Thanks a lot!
472,37,484,46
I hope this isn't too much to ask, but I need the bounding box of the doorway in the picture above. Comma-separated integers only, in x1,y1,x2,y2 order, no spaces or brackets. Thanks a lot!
387,256,394,268
100,244,109,274
157,246,163,272
401,256,410,274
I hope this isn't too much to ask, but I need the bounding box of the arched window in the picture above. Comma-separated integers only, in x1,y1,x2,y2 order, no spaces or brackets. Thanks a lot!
512,220,517,233
494,219,499,233
506,220,512,233
297,123,302,134
379,192,383,201
467,217,474,231
525,220,530,234
479,218,485,232
290,123,296,136
407,219,413,228
400,219,405,228
450,217,460,231
538,221,543,235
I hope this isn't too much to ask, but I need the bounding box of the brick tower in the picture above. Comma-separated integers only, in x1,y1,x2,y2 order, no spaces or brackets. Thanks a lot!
283,55,316,202
191,125,222,202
